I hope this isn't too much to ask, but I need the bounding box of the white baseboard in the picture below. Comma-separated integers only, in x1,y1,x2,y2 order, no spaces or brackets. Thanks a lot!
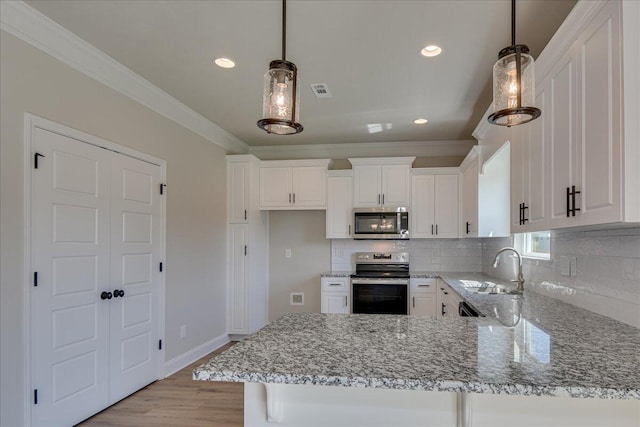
163,333,230,378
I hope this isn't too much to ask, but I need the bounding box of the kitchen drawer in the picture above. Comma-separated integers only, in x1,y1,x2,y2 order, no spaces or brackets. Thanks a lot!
410,278,436,294
321,277,349,292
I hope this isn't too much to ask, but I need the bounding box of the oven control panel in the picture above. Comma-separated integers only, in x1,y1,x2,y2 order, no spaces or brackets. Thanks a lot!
355,252,409,264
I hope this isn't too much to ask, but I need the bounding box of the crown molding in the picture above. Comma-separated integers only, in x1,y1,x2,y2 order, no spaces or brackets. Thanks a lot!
0,1,248,154
249,140,474,160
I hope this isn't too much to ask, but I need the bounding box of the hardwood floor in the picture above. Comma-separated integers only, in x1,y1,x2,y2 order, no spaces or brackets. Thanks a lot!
77,343,243,427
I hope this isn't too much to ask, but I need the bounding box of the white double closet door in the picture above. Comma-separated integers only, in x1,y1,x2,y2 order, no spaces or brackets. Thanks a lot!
31,128,163,427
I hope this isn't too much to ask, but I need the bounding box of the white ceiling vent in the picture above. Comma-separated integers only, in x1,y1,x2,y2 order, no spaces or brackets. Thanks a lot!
310,83,332,98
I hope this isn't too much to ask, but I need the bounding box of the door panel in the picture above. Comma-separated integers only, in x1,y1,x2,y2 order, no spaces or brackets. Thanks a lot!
381,165,410,207
109,153,161,402
411,175,435,238
260,167,292,207
434,175,459,238
292,167,326,207
32,128,110,427
353,165,381,207
228,162,249,223
229,224,248,333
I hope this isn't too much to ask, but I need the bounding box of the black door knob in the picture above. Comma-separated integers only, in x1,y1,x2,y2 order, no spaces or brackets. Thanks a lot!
113,289,125,298
100,291,113,300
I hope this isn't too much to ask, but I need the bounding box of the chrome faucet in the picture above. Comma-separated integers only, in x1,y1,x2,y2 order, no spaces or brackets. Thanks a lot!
492,247,525,293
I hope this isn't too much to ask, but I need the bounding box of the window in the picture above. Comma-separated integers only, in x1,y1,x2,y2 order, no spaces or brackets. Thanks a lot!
514,231,551,260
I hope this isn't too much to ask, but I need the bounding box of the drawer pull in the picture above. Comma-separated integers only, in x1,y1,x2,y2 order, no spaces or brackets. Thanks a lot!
329,283,342,286
417,284,431,287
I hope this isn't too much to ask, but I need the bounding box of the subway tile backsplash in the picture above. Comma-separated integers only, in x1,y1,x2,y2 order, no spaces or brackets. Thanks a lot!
482,227,640,328
330,239,484,273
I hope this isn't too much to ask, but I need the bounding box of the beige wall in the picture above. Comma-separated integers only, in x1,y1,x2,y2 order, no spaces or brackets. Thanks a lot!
0,31,230,426
330,156,465,170
268,211,330,321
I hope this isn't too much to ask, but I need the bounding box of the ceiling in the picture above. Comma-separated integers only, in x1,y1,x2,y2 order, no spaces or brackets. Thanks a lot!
25,0,576,148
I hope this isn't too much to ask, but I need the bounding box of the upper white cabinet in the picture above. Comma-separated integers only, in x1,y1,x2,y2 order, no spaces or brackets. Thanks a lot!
475,0,639,231
510,92,548,233
228,161,249,223
349,157,414,208
326,170,353,239
259,159,331,210
411,169,459,239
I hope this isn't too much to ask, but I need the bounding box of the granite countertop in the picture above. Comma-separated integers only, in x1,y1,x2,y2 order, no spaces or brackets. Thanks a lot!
195,273,640,399
320,271,353,278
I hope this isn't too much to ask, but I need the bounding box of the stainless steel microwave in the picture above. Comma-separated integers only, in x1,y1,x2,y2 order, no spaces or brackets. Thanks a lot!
353,208,409,240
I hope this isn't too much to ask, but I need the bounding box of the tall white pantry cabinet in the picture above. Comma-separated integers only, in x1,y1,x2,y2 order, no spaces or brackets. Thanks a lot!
226,155,268,336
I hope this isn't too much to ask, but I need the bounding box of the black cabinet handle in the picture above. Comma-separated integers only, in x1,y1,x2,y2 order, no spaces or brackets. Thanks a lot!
435,224,438,235
431,224,434,235
378,194,381,205
100,291,112,300
571,185,580,216
344,296,348,307
441,303,446,316
412,296,415,308
244,209,247,220
382,194,385,205
566,187,571,217
293,193,296,203
522,204,529,224
288,193,292,204
466,222,471,234
348,224,351,235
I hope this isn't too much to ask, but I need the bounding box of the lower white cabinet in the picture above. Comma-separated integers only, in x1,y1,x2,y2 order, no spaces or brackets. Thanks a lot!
409,278,437,317
321,277,350,314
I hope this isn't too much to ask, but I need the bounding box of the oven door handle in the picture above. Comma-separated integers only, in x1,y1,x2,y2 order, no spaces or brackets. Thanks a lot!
351,278,409,285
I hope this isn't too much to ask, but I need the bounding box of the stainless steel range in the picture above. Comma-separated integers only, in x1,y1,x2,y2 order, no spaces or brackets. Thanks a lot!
351,252,409,315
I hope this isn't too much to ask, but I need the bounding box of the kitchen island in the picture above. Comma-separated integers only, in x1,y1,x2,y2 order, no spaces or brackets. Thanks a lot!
194,274,640,426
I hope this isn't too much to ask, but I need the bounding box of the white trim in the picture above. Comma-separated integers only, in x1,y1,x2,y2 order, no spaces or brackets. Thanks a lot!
260,159,332,168
327,169,353,177
411,167,460,176
349,156,416,166
23,114,168,426
459,145,481,172
1,1,248,154
251,141,474,160
163,333,230,378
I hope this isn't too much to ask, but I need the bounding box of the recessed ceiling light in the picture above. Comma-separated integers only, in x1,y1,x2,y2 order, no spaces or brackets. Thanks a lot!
414,118,428,124
421,45,442,57
214,57,236,68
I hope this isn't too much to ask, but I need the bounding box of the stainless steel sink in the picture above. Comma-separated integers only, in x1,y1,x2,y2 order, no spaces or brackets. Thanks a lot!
468,284,520,295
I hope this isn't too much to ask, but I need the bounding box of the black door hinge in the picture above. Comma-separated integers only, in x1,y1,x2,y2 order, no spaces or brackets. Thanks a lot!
34,153,45,169
159,262,163,272
34,389,38,405
33,272,38,287
160,183,166,195
158,339,162,350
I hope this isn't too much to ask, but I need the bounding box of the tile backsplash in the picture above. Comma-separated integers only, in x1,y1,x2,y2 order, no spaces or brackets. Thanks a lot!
482,227,640,328
331,239,483,273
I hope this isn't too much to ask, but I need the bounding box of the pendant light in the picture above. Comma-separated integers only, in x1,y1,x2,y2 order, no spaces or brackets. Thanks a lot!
257,0,303,135
488,0,541,127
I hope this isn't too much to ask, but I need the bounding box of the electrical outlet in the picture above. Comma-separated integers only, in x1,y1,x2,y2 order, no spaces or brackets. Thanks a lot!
285,249,292,258
560,256,571,276
180,324,187,339
290,293,304,306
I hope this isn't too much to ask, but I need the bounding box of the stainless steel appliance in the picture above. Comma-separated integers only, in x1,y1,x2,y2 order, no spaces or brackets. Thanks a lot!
351,252,409,314
353,208,409,240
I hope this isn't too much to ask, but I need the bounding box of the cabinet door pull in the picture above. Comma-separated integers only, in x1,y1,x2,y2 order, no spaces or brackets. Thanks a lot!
289,193,292,204
441,303,446,316
571,185,580,216
293,193,296,204
329,283,341,286
344,295,348,307
466,221,471,234
417,284,430,287
244,209,247,220
566,187,570,217
382,194,385,205
522,204,529,223
431,224,434,235
348,224,351,235
378,194,381,205
244,245,247,256
412,296,415,308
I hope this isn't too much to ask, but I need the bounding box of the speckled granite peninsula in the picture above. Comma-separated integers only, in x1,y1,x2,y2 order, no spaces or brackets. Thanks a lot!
195,274,640,399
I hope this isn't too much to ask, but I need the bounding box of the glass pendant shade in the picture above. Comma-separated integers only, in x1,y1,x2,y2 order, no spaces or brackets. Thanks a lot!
257,60,303,135
488,45,540,126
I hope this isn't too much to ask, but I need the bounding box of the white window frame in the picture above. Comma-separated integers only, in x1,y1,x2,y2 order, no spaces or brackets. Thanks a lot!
514,231,551,260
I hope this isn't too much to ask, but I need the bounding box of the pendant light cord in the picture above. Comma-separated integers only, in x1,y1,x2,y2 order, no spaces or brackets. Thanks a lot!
511,0,516,46
282,0,286,61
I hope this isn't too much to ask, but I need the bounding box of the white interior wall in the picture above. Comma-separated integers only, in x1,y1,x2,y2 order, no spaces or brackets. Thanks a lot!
1,31,230,426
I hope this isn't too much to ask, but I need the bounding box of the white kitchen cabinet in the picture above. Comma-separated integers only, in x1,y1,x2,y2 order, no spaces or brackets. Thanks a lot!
326,170,353,239
409,278,436,317
460,145,510,238
321,277,350,314
544,1,638,229
227,155,269,336
259,159,331,210
511,89,548,234
349,157,414,208
411,169,459,239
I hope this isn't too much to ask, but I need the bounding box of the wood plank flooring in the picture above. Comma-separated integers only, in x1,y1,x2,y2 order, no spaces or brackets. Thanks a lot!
76,343,243,427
